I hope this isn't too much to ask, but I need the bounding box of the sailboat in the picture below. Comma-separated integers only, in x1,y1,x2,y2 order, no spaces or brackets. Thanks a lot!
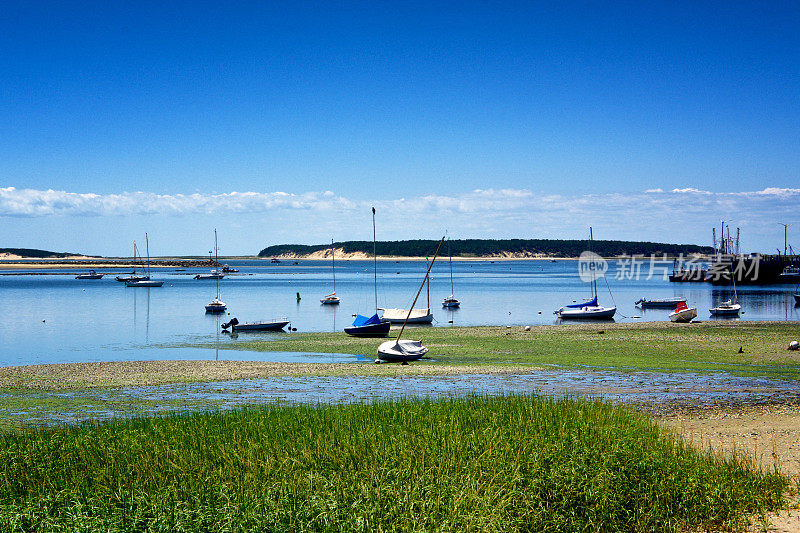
669,301,698,323
377,236,445,363
380,250,434,323
345,207,391,337
125,233,164,287
555,227,616,319
116,242,149,282
320,239,340,305
205,229,226,313
710,261,742,317
442,237,460,308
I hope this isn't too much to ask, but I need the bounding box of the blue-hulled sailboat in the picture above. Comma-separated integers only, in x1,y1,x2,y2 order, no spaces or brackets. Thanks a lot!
345,207,390,337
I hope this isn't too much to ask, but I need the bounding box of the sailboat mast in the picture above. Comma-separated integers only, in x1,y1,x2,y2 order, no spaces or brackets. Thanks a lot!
214,229,220,299
589,227,596,299
331,238,335,293
372,207,377,312
449,238,454,295
145,233,150,276
132,241,137,275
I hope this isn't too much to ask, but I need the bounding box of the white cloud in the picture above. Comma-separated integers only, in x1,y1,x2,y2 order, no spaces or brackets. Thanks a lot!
1,186,798,252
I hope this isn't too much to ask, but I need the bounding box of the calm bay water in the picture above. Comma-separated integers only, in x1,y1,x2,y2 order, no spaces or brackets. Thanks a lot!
1,259,799,367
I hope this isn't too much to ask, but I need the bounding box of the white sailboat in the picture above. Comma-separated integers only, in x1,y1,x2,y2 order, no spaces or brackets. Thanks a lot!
555,227,616,319
377,236,445,363
320,239,340,305
380,257,434,324
710,266,741,317
205,229,226,313
442,237,460,308
116,242,149,282
125,233,163,287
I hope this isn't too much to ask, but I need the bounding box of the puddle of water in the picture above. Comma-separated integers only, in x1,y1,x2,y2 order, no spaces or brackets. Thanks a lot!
5,369,800,428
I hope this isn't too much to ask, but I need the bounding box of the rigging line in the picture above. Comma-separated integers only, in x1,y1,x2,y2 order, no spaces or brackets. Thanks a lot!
602,275,628,318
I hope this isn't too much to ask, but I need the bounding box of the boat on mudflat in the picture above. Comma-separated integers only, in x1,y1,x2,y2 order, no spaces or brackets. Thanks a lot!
669,301,697,323
345,313,390,337
221,317,289,332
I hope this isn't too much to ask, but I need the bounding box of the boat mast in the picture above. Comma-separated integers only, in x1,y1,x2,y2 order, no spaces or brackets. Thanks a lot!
449,237,454,296
215,229,220,299
145,233,150,277
331,238,335,294
396,235,446,342
589,226,597,299
132,241,137,275
372,207,377,312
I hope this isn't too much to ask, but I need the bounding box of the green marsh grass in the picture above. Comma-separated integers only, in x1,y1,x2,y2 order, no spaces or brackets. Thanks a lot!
0,395,787,531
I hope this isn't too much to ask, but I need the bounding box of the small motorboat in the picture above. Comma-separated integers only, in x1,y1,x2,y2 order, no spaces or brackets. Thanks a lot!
345,313,390,337
76,270,104,279
709,299,741,317
635,297,686,308
376,339,428,363
221,264,239,273
205,297,226,314
270,258,281,264
442,295,460,308
221,317,289,332
669,301,697,323
194,270,224,280
116,274,148,282
125,279,164,287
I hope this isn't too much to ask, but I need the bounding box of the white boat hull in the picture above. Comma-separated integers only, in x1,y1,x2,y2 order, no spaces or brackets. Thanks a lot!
125,280,164,287
556,306,616,319
710,300,741,317
377,339,428,362
669,307,697,323
380,308,433,324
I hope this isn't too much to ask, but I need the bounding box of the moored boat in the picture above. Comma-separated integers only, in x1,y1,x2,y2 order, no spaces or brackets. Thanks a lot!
76,270,104,279
221,317,289,332
635,297,686,308
709,299,741,317
346,207,389,338
380,308,433,324
204,229,226,313
669,301,697,323
125,279,164,287
320,239,340,305
555,228,616,320
376,235,445,363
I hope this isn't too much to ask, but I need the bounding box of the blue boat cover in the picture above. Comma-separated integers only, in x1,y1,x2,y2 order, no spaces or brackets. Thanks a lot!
352,313,382,327
566,297,597,308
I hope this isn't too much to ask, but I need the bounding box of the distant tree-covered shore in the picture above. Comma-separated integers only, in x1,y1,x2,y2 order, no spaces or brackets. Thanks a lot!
0,248,76,258
258,239,713,258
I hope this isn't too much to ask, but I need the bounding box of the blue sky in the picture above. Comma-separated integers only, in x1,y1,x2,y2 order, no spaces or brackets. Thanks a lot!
1,1,798,255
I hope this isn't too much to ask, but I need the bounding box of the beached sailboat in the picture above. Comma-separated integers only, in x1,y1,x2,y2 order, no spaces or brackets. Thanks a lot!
346,207,391,337
116,242,149,282
320,239,340,305
205,229,226,313
442,238,460,308
125,233,163,287
377,236,445,363
669,301,697,323
555,228,616,319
